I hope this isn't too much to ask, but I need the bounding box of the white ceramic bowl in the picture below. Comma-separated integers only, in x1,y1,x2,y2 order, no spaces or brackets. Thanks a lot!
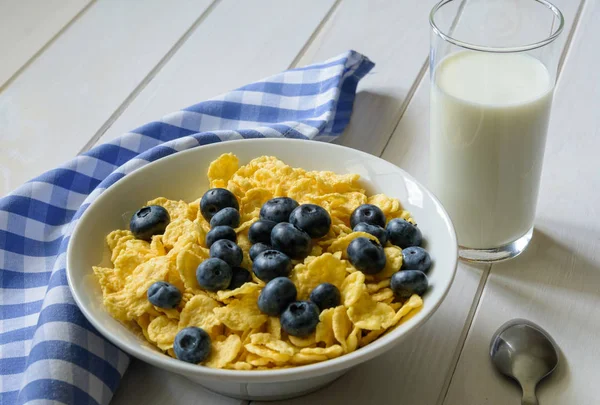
67,139,457,401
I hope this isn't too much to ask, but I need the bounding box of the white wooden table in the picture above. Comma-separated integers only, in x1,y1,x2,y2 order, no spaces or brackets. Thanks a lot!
2,1,598,404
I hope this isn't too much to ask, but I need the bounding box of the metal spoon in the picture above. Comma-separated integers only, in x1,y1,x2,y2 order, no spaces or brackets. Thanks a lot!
490,319,559,405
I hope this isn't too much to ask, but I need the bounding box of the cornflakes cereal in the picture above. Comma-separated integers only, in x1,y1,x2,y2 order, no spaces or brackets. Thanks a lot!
245,344,291,363
327,232,378,257
300,345,343,358
359,329,385,347
162,219,204,250
366,279,390,294
179,294,221,337
290,253,347,300
147,316,179,351
315,308,336,347
332,305,352,351
205,334,242,368
371,288,395,302
175,247,206,290
93,266,122,295
208,153,239,189
291,352,328,365
341,271,367,307
266,317,282,340
249,333,296,356
95,153,427,371
288,334,316,348
376,246,404,279
213,291,268,331
347,292,396,330
147,197,194,221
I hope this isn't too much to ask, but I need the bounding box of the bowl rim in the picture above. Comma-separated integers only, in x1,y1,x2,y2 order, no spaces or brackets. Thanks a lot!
66,138,458,382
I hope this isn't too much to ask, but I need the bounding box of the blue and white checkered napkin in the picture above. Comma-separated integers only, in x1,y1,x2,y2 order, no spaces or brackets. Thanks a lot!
0,51,374,405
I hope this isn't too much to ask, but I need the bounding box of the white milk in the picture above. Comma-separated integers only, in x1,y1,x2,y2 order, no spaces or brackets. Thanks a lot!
430,51,553,249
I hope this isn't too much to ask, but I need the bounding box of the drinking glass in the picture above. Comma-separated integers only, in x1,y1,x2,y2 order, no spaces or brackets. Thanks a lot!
429,0,564,262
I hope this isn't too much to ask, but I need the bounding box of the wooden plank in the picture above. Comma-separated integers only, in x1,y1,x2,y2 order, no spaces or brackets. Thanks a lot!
111,359,247,405
0,0,215,196
293,0,439,157
0,0,92,89
249,1,488,405
443,1,600,403
95,0,338,144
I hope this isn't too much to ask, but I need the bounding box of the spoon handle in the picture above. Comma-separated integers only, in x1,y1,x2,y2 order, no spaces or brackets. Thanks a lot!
521,385,539,405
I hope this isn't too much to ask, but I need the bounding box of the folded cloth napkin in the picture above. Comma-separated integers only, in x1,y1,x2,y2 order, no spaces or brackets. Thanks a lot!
0,51,374,405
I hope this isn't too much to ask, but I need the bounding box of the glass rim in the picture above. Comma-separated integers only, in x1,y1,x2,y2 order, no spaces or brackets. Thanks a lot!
429,0,564,53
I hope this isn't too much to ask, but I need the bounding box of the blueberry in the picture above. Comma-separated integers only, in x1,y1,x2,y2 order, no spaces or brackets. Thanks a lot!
130,205,170,241
258,277,297,316
248,220,277,244
228,267,253,289
390,270,429,299
350,204,386,229
209,239,243,267
252,250,292,282
206,225,236,248
249,242,271,261
147,281,181,309
346,237,386,274
289,204,331,238
173,327,211,364
402,246,432,273
280,301,320,337
353,222,388,245
200,188,239,221
270,222,311,260
309,283,341,311
386,219,422,248
196,258,232,291
210,207,240,228
260,197,299,223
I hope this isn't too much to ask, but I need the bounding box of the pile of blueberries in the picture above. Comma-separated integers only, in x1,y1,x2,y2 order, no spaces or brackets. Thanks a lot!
128,189,432,364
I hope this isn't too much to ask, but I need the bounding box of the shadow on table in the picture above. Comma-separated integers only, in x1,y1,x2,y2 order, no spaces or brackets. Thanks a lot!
493,223,600,300
333,90,406,156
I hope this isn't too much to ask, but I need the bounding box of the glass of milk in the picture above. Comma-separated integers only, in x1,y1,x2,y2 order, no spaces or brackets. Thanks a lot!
429,0,564,262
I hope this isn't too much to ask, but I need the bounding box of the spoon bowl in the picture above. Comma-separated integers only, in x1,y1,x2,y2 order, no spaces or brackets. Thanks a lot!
490,319,559,405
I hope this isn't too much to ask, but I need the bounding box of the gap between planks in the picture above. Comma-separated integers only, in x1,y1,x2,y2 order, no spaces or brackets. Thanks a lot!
378,0,468,159
0,0,98,93
287,0,344,70
556,0,587,77
77,0,223,154
435,1,587,403
80,0,342,155
437,264,491,405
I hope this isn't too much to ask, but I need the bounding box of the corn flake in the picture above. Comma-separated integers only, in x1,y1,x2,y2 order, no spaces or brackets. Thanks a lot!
288,334,316,348
290,253,347,300
147,315,179,351
347,292,395,330
327,232,378,257
179,294,221,337
213,291,267,331
208,153,239,189
205,334,242,368
375,246,403,279
341,271,367,307
315,308,336,347
147,197,193,221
